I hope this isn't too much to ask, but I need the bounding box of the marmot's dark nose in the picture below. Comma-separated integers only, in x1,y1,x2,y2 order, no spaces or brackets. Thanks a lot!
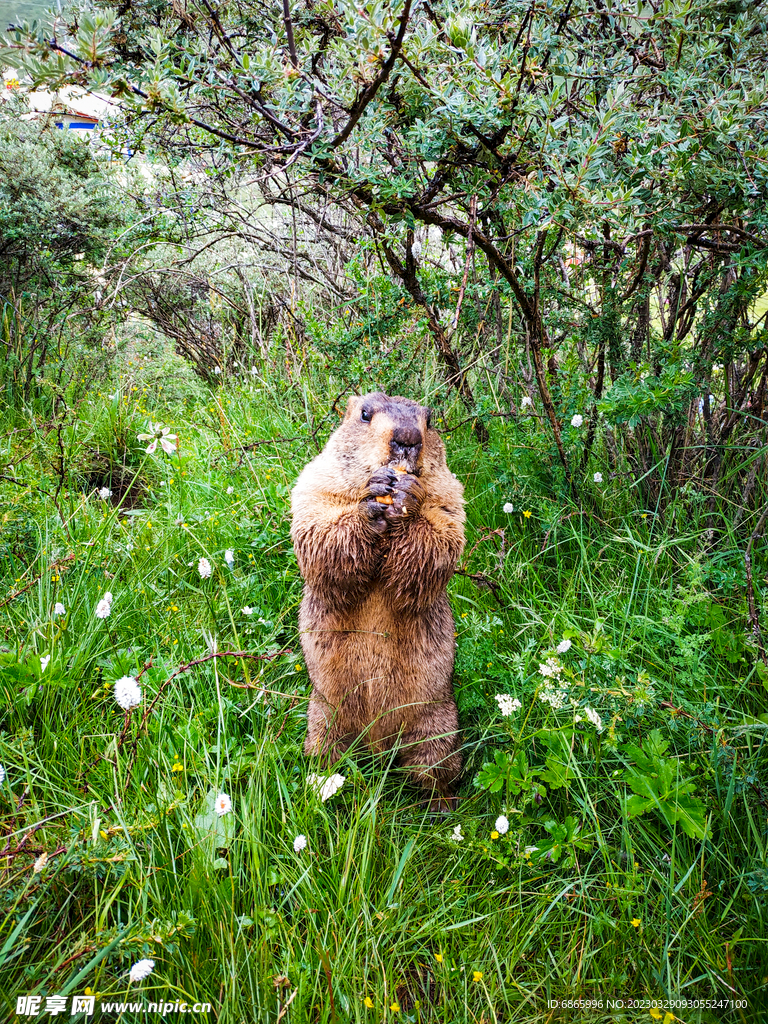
392,425,423,449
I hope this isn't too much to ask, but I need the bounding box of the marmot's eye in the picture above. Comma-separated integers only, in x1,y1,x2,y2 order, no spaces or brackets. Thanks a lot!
361,408,372,422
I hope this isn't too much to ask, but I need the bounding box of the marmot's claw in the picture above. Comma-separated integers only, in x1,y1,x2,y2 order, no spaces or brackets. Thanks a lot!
362,497,390,532
383,472,426,520
366,466,398,498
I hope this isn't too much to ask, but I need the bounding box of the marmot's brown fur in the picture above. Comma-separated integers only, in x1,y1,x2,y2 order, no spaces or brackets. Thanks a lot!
291,392,465,803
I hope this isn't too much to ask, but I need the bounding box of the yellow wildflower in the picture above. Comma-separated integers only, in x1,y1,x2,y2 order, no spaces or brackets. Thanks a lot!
631,918,641,928
434,953,443,963
472,971,483,982
390,1002,399,1013
363,997,374,1009
523,510,532,518
490,831,499,839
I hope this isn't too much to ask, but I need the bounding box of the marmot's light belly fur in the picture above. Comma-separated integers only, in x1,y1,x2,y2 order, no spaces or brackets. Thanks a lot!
291,392,465,801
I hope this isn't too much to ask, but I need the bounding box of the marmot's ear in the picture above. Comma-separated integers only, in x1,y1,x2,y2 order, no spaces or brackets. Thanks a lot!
425,406,434,429
343,395,359,421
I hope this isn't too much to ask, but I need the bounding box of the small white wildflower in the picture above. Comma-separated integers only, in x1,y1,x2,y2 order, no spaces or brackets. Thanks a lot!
494,815,509,835
114,676,141,710
40,655,50,673
198,557,213,579
538,657,563,678
293,834,308,852
307,773,345,802
53,602,66,616
503,502,515,514
584,706,604,733
250,366,258,375
98,486,113,500
521,396,533,409
449,824,463,842
129,959,155,983
556,639,572,654
593,472,603,483
33,852,48,873
523,845,539,857
0,765,5,784
94,597,112,619
226,486,234,494
224,549,234,568
495,694,522,716
214,366,221,375
242,606,254,615
539,687,568,710
215,793,232,816
137,422,177,455
570,414,584,428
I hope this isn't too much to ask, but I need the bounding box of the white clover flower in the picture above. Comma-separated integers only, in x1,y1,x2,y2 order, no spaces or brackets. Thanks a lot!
593,472,603,483
129,959,155,983
33,852,48,873
137,422,178,455
242,606,254,616
226,486,234,494
449,824,463,842
503,502,515,514
0,765,5,784
293,834,308,852
584,706,604,733
224,549,234,568
114,676,141,710
556,639,572,654
494,815,509,835
215,793,232,816
495,694,522,717
53,602,66,616
40,655,50,673
570,414,584,428
94,596,112,619
103,591,113,604
98,487,113,500
198,557,213,579
521,396,533,408
538,657,563,679
307,773,345,802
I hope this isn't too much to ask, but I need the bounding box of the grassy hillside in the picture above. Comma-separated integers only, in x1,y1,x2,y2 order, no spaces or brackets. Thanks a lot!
1,357,767,1024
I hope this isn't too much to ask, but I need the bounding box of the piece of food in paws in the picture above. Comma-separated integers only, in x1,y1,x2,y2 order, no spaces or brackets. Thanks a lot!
375,495,394,504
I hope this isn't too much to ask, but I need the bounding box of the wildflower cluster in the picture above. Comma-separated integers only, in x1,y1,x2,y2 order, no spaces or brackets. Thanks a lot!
114,676,141,710
495,694,522,716
95,591,114,619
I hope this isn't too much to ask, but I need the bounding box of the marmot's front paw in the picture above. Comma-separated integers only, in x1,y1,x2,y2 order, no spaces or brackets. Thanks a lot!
384,473,426,521
362,496,390,533
366,466,398,499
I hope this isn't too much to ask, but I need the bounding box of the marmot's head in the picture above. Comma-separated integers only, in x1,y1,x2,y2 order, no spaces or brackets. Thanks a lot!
330,392,441,485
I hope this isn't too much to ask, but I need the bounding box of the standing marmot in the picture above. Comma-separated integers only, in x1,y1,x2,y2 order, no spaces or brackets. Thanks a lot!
291,392,465,805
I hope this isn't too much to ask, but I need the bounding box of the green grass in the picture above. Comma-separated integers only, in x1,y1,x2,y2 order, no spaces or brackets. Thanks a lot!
1,367,767,1024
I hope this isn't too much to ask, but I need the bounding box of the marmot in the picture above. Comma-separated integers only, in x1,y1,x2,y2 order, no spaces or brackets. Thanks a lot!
290,392,465,806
